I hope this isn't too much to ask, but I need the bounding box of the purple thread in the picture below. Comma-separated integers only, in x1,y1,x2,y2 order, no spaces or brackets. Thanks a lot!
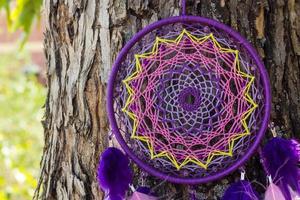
178,87,201,112
154,62,222,138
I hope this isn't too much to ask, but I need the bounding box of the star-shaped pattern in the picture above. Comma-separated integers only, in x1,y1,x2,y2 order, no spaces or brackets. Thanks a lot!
122,29,257,170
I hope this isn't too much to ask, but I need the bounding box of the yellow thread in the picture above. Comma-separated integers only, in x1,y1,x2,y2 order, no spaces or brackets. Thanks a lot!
122,29,257,170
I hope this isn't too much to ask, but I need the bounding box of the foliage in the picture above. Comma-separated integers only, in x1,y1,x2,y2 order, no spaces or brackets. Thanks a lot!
0,0,43,42
0,52,45,200
0,1,44,199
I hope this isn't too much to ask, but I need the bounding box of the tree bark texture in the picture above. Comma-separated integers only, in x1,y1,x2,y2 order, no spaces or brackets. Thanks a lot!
35,0,300,199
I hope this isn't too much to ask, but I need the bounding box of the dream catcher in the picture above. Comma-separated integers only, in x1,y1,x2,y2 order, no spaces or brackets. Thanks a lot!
94,0,300,199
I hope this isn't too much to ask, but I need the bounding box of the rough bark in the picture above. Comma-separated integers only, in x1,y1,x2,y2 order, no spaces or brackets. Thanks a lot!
35,0,300,199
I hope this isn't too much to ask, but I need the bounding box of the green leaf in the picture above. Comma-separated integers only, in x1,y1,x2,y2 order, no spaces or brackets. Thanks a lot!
0,0,42,45
11,0,42,33
0,0,12,27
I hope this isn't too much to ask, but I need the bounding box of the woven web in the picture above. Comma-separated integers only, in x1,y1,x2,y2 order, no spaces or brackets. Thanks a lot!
112,22,266,179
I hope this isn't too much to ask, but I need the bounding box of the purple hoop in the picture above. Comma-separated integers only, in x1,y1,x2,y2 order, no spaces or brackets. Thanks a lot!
107,16,271,184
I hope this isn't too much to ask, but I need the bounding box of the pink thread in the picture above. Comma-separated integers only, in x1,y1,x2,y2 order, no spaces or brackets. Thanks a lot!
127,35,252,164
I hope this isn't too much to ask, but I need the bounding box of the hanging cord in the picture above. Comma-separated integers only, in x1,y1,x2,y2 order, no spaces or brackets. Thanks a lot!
240,169,246,180
108,130,117,147
181,0,186,16
268,122,277,137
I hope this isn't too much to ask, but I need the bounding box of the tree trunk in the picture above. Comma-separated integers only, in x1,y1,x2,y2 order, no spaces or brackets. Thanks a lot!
35,0,300,199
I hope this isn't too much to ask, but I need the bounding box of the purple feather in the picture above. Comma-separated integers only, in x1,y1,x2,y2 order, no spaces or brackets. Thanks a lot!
222,180,260,200
97,147,133,199
261,137,300,200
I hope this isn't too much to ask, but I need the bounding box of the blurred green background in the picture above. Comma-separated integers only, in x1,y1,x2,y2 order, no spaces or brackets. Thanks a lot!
0,0,44,199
